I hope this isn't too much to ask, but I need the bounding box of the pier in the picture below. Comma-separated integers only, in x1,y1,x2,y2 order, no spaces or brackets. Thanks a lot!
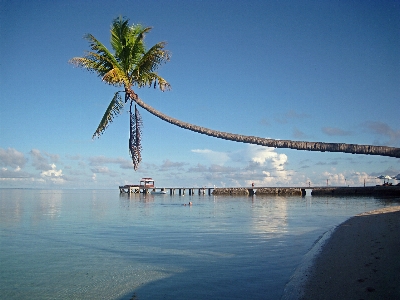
119,185,214,195
119,185,400,197
311,186,400,196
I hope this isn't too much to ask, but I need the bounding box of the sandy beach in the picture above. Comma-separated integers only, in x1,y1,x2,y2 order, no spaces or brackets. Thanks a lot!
299,205,400,300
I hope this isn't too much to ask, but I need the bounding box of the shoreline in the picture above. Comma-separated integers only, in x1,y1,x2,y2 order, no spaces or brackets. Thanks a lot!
283,205,400,299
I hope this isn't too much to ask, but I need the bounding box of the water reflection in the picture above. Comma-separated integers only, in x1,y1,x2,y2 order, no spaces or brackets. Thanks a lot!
0,190,63,228
250,196,288,236
119,192,159,218
0,189,25,226
374,196,400,206
39,190,62,219
119,192,156,203
89,189,112,221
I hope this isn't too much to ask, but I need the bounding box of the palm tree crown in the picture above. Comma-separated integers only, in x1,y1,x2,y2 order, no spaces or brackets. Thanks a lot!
70,16,171,169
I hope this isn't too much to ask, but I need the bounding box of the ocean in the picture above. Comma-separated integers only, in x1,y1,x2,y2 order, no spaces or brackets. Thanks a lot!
1,189,399,299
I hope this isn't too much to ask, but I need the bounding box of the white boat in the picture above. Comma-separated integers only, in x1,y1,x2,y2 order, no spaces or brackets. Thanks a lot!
151,190,167,195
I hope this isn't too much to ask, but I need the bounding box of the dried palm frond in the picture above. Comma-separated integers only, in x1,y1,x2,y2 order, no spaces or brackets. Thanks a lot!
129,103,143,170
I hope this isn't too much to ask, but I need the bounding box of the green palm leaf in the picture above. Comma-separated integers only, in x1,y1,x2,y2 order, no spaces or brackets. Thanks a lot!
133,42,171,90
70,34,124,85
126,27,152,70
93,92,124,138
84,33,120,69
110,16,130,56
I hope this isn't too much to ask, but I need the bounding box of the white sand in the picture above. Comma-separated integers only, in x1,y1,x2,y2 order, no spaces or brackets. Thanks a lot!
299,205,400,300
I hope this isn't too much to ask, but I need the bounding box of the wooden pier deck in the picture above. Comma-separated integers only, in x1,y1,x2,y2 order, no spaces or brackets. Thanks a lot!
119,185,214,195
119,185,400,197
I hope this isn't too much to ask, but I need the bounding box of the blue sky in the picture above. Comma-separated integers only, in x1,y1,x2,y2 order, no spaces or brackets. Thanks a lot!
1,0,399,189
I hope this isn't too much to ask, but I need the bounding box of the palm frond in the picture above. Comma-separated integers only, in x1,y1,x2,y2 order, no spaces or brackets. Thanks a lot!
93,92,124,138
102,68,128,86
137,72,171,91
69,33,123,82
128,26,152,65
132,42,171,90
110,16,130,55
84,33,119,66
110,17,152,76
136,42,171,73
69,54,111,77
129,103,143,170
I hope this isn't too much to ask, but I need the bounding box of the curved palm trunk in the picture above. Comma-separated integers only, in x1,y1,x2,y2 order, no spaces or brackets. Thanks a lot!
134,98,400,158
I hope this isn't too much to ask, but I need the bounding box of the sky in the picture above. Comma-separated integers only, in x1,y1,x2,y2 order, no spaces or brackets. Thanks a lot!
1,0,399,189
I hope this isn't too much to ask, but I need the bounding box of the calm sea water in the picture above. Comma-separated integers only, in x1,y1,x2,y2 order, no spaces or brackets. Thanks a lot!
1,189,399,300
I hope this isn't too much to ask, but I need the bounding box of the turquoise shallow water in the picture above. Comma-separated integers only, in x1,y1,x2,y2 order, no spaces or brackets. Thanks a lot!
1,189,399,300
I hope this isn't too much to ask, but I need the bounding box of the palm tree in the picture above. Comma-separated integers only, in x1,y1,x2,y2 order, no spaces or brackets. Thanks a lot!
70,16,171,170
71,18,400,170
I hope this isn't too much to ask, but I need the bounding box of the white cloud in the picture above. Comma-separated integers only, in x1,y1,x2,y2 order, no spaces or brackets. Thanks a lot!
0,148,27,168
90,166,110,174
159,159,187,171
89,166,121,178
319,170,381,187
351,171,379,186
190,145,296,186
1,144,397,190
248,145,288,171
191,149,230,165
243,145,295,186
89,155,128,166
322,171,345,185
30,149,53,171
41,164,63,177
88,155,134,170
0,166,30,179
40,164,65,184
188,163,208,173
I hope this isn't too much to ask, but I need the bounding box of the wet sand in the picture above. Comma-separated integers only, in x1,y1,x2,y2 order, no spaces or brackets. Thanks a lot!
300,205,400,300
